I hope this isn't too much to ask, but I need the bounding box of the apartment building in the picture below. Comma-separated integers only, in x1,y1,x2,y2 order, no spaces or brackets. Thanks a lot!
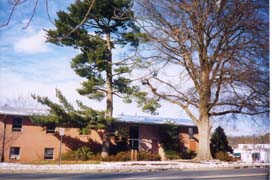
0,105,198,163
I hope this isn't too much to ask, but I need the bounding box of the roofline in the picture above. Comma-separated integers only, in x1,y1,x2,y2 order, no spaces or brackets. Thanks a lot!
116,114,195,126
114,120,197,127
0,110,196,127
0,110,48,117
0,111,33,116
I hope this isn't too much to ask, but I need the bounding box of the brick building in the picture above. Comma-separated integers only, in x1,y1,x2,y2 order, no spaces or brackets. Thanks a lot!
0,106,198,163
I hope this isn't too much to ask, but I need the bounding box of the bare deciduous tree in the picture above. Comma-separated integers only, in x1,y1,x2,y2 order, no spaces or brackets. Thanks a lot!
0,0,96,36
136,0,269,160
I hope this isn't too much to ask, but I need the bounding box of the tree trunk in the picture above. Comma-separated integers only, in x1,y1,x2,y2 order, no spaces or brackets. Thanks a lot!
195,85,212,161
101,130,110,159
195,100,213,161
194,64,212,161
101,32,113,159
195,120,212,161
105,32,113,118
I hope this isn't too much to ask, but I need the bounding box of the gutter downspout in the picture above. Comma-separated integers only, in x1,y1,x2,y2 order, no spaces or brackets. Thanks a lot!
1,114,7,162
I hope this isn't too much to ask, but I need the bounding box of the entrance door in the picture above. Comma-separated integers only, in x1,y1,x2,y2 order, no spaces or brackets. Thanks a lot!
129,126,139,150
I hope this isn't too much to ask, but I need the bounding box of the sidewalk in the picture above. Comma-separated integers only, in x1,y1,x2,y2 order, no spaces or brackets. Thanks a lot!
0,161,269,173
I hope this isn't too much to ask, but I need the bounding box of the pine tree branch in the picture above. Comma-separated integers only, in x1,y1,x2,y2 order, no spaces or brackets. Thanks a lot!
56,0,96,40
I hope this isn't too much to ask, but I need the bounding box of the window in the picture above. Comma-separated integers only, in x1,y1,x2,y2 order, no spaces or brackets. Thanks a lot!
46,123,55,133
188,127,194,139
233,153,241,158
9,147,20,160
252,153,260,162
12,117,23,132
44,148,54,160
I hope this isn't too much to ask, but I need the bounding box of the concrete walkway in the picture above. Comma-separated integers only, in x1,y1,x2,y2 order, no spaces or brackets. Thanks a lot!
0,161,269,173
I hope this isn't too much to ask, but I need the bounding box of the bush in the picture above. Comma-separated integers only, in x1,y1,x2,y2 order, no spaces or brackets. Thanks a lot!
214,151,234,162
109,137,129,155
75,146,93,161
210,126,233,158
165,150,181,160
61,146,94,161
61,150,77,161
63,149,161,162
159,124,180,153
180,150,196,159
114,151,131,161
89,153,101,161
103,151,130,161
138,151,161,161
103,151,161,161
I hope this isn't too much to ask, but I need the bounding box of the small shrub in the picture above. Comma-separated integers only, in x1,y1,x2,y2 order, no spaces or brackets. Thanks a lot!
160,124,180,153
109,137,129,155
75,146,93,161
89,153,101,161
214,151,234,162
61,150,77,161
114,151,131,161
138,151,161,161
104,151,131,162
180,150,196,159
165,150,180,160
103,151,161,161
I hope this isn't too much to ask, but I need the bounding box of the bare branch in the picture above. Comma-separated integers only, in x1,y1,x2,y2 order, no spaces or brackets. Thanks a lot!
210,110,269,117
0,0,25,27
136,0,268,121
22,0,39,29
59,0,96,40
45,0,54,25
145,79,199,124
112,0,133,20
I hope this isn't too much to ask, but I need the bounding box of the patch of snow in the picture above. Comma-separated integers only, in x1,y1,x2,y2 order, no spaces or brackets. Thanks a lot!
0,161,269,172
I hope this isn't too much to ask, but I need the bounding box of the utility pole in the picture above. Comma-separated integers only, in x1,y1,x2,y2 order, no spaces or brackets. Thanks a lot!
58,128,64,166
253,134,255,164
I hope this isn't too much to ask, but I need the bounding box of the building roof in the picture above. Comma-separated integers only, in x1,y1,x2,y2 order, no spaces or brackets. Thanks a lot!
0,104,48,116
117,114,195,126
0,105,195,126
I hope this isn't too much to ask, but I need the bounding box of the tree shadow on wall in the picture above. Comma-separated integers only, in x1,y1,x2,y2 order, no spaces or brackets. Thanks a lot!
55,133,102,154
109,137,129,155
55,132,129,155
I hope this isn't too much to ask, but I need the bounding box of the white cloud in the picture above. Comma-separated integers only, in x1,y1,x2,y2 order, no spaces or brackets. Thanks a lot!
0,65,185,119
14,30,49,54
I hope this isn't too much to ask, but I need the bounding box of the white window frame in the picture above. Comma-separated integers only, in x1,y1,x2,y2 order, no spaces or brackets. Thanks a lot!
46,123,56,134
9,147,20,160
44,148,54,160
12,117,23,132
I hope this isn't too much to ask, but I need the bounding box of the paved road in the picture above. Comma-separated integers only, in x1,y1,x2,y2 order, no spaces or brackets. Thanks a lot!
0,167,269,180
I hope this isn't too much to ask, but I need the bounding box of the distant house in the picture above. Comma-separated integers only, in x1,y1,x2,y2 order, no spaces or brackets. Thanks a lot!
233,144,270,163
0,105,198,163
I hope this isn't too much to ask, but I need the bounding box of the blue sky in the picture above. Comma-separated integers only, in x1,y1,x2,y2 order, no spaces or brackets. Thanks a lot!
0,0,269,136
0,0,186,117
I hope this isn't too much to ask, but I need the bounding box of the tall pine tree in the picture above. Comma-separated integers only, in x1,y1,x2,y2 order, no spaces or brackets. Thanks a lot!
34,0,140,158
210,126,233,158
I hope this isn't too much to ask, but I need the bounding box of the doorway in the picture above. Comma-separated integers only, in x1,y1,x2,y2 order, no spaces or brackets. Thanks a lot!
129,126,139,150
